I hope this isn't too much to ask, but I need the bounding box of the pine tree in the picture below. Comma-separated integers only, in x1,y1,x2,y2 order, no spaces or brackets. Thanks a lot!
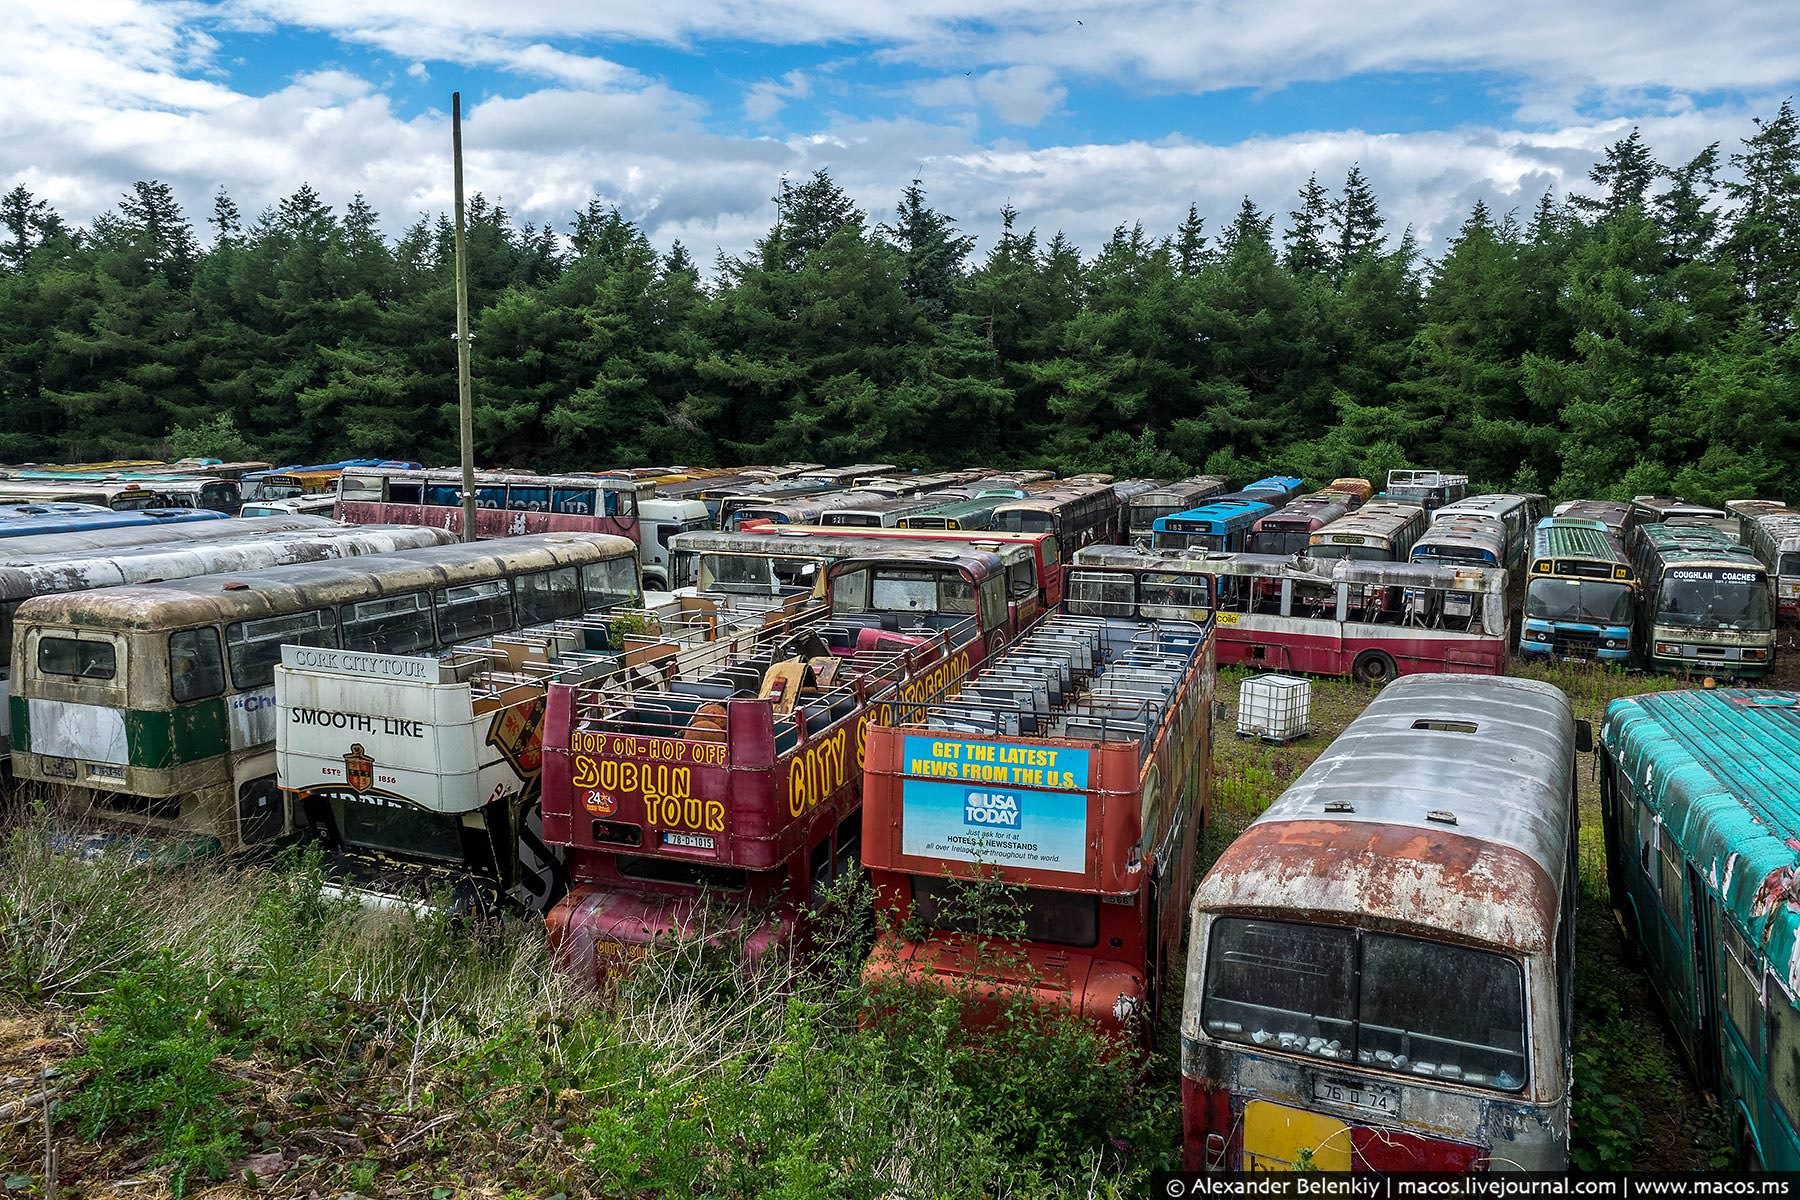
1725,99,1800,333
1572,129,1662,220
878,179,975,323
1330,165,1384,278
0,186,67,272
1173,204,1207,277
1283,173,1332,277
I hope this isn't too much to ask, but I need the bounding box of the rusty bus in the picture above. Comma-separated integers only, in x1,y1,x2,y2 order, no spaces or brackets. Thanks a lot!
860,603,1215,1045
1181,673,1579,1171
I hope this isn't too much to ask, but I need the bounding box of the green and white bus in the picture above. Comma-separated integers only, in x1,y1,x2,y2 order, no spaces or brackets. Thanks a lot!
11,532,642,855
1628,523,1775,678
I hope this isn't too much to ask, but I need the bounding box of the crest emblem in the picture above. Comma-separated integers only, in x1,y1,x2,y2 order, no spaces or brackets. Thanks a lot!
344,743,374,793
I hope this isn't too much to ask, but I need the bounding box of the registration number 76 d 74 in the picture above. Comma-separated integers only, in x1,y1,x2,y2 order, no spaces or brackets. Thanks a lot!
1311,1077,1398,1116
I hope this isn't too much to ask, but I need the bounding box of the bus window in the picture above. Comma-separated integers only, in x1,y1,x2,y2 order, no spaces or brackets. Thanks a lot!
1203,918,1356,1057
1723,923,1765,1055
387,481,422,504
1005,559,1038,599
339,474,383,502
200,484,238,512
517,567,582,625
435,580,513,641
554,488,596,516
111,492,162,512
228,609,338,688
580,559,638,611
1358,933,1526,1088
1142,571,1212,619
911,876,1098,947
1065,571,1135,617
38,636,117,680
169,628,225,702
1768,981,1800,1128
341,593,435,656
425,484,461,507
508,485,549,512
979,578,1006,629
475,486,505,510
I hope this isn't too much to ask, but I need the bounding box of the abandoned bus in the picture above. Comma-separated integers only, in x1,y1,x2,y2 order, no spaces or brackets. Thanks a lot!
1600,689,1800,1169
1324,478,1374,509
335,467,647,545
1552,500,1631,540
730,523,1064,608
1518,517,1635,662
861,607,1215,1044
0,524,456,757
0,513,310,558
1248,492,1352,556
818,496,940,527
714,485,835,531
239,495,340,520
0,480,188,511
723,489,883,531
0,506,226,541
540,549,1014,974
1239,476,1306,505
1127,476,1231,541
1629,524,1774,678
1408,520,1509,571
1741,512,1800,620
1381,469,1469,512
10,533,642,855
1726,499,1793,537
1431,494,1541,571
1182,673,1579,1172
898,496,1003,531
1307,502,1430,563
1152,499,1275,553
790,464,899,488
1627,497,1735,540
240,460,419,504
1071,547,1508,683
991,480,1122,551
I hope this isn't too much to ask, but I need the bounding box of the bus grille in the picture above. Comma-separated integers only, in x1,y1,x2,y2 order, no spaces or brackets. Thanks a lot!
1551,631,1600,658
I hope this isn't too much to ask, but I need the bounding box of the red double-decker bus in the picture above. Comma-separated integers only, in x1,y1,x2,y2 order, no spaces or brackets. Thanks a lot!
539,547,1017,976
335,467,648,544
860,605,1216,1046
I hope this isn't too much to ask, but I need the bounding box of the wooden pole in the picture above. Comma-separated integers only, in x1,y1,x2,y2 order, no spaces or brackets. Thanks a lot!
452,91,477,542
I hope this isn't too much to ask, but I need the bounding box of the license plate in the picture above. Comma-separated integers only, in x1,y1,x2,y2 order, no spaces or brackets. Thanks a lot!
41,757,76,780
663,831,715,850
1311,1076,1398,1116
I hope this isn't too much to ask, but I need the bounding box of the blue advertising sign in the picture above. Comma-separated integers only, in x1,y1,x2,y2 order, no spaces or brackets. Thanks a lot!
899,736,1091,874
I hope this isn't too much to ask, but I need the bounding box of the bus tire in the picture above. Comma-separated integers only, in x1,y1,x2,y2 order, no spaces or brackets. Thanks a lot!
643,573,667,593
1352,651,1398,687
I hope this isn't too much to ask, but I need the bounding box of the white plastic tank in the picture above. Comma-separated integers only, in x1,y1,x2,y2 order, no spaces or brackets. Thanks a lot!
1237,673,1311,742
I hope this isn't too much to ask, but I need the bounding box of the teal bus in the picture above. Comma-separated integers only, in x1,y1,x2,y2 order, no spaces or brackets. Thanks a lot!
1518,516,1635,662
1628,524,1774,678
1601,689,1800,1168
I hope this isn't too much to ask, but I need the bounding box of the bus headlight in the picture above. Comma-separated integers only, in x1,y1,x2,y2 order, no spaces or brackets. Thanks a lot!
1745,648,1770,661
1526,630,1549,642
1656,643,1677,656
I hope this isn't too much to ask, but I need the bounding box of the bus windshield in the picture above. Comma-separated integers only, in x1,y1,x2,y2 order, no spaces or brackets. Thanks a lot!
1201,917,1527,1091
1782,552,1800,577
1309,544,1391,563
1250,530,1309,556
1526,578,1633,625
996,510,1055,534
910,876,1098,948
1657,572,1773,630
698,554,821,595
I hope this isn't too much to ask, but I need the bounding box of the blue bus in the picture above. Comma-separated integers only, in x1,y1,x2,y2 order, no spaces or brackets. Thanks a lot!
0,507,228,541
1152,498,1274,551
1601,689,1800,1168
1518,516,1634,662
1239,475,1306,505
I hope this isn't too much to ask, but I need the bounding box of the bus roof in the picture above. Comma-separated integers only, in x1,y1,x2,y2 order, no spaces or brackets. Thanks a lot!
826,546,1006,584
16,532,637,631
0,507,231,541
1192,674,1575,953
1154,498,1273,533
1410,520,1508,564
1603,690,1800,989
1432,493,1536,524
1071,545,1506,594
1530,516,1628,574
1310,501,1426,542
1553,500,1631,533
1637,522,1764,570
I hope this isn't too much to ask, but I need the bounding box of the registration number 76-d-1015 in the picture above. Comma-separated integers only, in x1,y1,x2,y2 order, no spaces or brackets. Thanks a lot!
1311,1076,1398,1116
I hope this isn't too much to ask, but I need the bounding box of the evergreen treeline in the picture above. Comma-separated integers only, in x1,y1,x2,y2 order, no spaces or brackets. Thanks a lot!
4,109,1800,501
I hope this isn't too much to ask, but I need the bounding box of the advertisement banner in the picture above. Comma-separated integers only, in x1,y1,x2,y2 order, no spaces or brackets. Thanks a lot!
898,735,1090,874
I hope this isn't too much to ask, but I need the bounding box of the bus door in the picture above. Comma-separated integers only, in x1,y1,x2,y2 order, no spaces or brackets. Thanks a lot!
1687,865,1720,1093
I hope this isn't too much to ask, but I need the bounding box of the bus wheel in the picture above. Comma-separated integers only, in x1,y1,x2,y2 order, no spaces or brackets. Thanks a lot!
1352,651,1397,687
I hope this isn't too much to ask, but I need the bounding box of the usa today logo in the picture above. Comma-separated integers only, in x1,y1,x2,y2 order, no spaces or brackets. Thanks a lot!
963,791,1021,830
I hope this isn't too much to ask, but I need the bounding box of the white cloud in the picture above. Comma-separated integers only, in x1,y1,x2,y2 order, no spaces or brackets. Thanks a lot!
1,0,1796,282
744,69,812,123
407,60,429,80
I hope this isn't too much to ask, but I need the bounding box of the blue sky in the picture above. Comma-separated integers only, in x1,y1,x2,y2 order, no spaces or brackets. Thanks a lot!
6,0,1799,261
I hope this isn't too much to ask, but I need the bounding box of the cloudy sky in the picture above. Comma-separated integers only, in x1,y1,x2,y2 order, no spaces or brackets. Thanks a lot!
6,0,1798,261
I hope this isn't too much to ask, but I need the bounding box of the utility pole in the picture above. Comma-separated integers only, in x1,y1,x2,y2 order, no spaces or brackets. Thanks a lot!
452,91,477,542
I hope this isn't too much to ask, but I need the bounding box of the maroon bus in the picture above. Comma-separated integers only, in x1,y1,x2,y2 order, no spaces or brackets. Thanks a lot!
1247,491,1353,555
335,467,647,544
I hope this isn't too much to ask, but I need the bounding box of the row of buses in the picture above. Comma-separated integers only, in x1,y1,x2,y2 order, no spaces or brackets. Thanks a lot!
14,461,1800,1175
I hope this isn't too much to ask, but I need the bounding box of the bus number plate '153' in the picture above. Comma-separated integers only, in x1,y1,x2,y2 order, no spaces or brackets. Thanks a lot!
1312,1076,1397,1116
